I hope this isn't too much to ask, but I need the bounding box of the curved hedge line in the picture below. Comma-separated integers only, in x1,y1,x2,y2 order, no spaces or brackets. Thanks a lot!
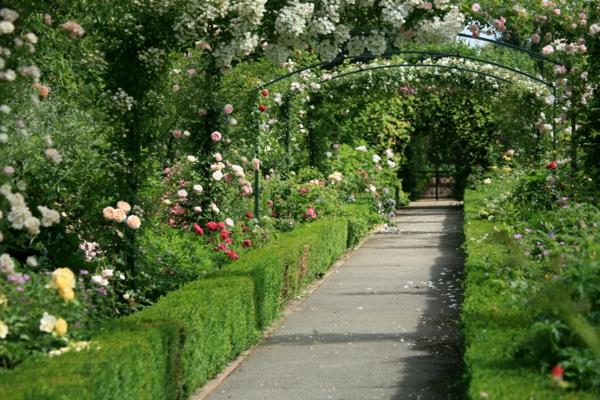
0,211,378,400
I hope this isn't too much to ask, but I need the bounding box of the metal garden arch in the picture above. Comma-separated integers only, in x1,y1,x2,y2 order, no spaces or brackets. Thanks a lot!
250,34,559,218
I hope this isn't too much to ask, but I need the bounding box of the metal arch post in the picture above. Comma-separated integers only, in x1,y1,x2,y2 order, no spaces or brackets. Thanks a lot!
552,86,558,155
254,92,261,220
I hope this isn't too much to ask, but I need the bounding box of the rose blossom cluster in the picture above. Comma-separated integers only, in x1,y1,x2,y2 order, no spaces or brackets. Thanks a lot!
197,220,241,261
102,201,142,230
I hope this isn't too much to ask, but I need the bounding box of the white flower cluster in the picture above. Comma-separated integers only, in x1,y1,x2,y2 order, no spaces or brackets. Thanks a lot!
0,253,15,275
171,1,465,66
91,269,117,287
415,6,465,43
173,0,267,67
328,171,343,185
1,184,37,235
268,0,464,62
137,47,166,71
109,88,136,112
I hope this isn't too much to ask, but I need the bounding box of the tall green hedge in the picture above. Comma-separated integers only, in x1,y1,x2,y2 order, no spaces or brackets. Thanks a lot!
0,214,377,400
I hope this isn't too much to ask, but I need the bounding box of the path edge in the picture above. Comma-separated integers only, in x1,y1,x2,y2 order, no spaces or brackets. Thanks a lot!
189,224,383,400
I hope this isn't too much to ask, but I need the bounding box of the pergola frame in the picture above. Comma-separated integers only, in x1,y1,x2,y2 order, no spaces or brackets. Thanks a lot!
251,35,558,218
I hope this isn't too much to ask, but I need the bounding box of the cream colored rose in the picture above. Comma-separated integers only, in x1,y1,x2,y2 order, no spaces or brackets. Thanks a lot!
116,201,131,212
102,207,116,220
113,208,127,223
39,312,57,333
126,215,141,230
0,320,8,339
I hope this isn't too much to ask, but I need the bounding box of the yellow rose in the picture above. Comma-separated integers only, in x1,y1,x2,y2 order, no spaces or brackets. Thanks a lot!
59,286,75,302
51,268,75,291
54,318,68,336
0,294,7,307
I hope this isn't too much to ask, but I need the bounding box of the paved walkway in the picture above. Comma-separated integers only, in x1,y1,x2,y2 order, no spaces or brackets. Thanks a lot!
206,201,464,400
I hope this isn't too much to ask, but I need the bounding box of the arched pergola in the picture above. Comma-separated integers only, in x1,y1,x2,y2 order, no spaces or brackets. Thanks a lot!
250,35,559,218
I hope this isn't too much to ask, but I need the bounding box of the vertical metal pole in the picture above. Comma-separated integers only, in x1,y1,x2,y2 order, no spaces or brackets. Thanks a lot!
571,113,578,171
552,86,558,156
435,167,439,201
254,90,261,220
283,95,291,175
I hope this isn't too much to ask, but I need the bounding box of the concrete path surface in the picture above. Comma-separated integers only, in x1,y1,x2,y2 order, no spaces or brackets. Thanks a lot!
205,201,464,400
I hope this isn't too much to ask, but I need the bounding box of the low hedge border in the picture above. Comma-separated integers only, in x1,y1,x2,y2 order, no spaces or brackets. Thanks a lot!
462,187,596,399
0,210,380,399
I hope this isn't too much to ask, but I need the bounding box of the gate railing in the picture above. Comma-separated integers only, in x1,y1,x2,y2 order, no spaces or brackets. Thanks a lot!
418,170,454,200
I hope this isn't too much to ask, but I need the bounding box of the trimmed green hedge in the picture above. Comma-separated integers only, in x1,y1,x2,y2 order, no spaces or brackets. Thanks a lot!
462,187,597,399
0,321,181,400
340,203,383,248
0,214,378,399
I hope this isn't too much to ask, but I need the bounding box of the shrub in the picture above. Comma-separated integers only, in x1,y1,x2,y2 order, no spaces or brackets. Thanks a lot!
462,173,600,399
0,320,181,400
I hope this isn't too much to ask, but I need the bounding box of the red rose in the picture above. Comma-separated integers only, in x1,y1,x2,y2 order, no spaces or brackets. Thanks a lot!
259,104,268,112
306,207,317,219
242,239,252,248
546,160,558,170
218,242,228,252
193,223,204,236
217,221,226,230
551,364,564,379
207,221,219,231
226,250,239,260
220,230,230,240
245,211,254,219
261,89,269,97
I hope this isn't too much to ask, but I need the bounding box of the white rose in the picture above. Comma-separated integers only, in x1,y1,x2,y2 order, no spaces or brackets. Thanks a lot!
39,312,57,333
91,275,109,287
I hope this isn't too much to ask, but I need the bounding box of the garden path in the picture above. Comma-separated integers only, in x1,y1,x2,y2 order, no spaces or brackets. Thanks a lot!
201,201,464,400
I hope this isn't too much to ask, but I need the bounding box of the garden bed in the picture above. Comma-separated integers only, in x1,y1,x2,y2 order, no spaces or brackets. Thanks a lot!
0,213,378,400
462,176,599,399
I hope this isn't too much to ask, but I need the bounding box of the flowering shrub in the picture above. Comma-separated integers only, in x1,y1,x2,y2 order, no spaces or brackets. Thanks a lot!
467,164,600,392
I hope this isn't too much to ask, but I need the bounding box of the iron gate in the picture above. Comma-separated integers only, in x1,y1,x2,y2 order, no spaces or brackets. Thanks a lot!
418,170,454,200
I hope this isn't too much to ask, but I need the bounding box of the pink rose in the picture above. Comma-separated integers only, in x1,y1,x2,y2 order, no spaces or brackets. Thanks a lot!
211,131,222,142
542,45,554,56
